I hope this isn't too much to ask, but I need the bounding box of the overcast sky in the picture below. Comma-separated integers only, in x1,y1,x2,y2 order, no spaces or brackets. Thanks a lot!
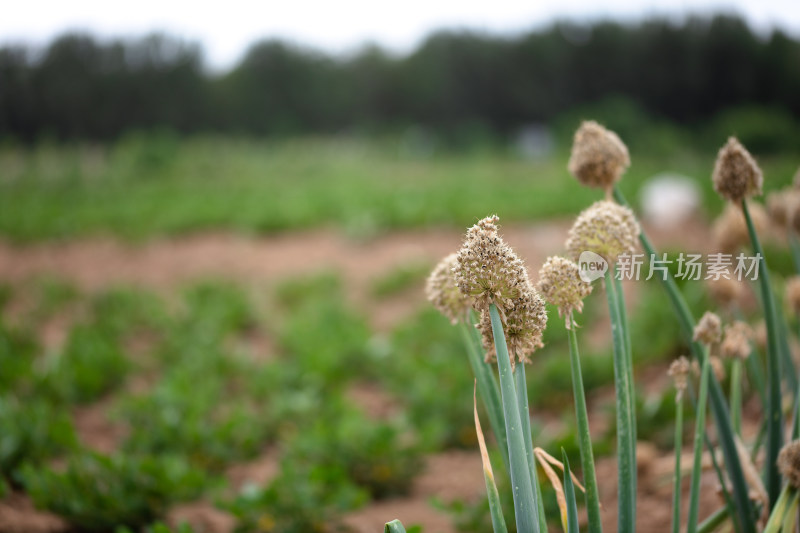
2,0,799,70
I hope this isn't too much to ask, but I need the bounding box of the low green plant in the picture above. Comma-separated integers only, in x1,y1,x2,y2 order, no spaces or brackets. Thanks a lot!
21,453,206,532
285,407,423,499
0,321,38,393
277,280,373,386
0,397,77,483
39,324,129,404
224,461,367,533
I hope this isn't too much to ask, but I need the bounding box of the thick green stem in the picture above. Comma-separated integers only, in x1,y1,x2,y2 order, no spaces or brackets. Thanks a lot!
672,396,684,533
514,363,547,533
461,320,509,471
687,346,712,533
614,185,757,533
489,304,540,533
742,198,784,508
567,320,602,533
562,451,580,533
614,272,637,515
604,268,636,533
697,507,729,533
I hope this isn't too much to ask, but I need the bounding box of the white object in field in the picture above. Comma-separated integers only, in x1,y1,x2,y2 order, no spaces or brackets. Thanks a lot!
640,174,701,229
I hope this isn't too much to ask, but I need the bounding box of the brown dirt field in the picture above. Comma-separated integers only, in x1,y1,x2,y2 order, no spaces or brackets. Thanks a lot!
0,493,66,533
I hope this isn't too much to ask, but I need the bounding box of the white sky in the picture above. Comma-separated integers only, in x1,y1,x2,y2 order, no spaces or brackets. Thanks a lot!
2,0,800,70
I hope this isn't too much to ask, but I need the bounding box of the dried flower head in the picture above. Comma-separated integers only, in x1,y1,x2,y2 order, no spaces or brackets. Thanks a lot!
426,253,470,324
720,321,752,360
694,311,722,345
454,215,529,313
778,440,800,489
786,276,800,317
712,137,763,203
706,278,744,309
565,200,640,263
567,121,630,191
536,256,592,324
712,203,768,254
668,356,691,399
476,284,547,368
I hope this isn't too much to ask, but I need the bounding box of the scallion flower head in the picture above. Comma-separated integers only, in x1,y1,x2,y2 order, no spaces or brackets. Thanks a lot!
565,200,639,263
778,440,800,489
536,256,592,325
426,253,470,324
568,120,630,192
477,283,547,369
693,311,722,346
712,137,763,203
668,356,691,400
720,321,752,360
454,215,529,313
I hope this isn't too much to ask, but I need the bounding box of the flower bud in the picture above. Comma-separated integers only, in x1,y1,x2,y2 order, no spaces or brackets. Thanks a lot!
712,137,763,203
426,253,471,324
454,215,529,313
565,200,639,264
568,120,630,191
536,256,592,324
693,311,722,346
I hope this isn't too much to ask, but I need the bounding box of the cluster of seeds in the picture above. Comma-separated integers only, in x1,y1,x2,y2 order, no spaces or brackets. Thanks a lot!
693,311,722,346
712,137,763,203
453,215,529,314
565,200,640,263
668,356,691,400
475,286,547,368
778,440,800,489
428,215,548,368
536,256,592,324
425,253,470,324
719,321,752,361
567,120,630,193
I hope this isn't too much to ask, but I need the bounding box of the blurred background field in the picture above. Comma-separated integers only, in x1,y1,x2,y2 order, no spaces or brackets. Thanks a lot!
1,8,800,533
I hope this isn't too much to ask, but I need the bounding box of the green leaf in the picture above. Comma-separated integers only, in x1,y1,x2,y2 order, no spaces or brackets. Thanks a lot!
489,303,541,533
743,198,784,507
687,346,712,533
384,519,407,533
461,319,509,472
604,268,636,533
672,396,684,533
514,362,548,533
474,385,509,533
566,320,602,533
562,450,580,533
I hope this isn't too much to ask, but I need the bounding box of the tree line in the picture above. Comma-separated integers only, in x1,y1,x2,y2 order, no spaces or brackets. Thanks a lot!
1,14,799,141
